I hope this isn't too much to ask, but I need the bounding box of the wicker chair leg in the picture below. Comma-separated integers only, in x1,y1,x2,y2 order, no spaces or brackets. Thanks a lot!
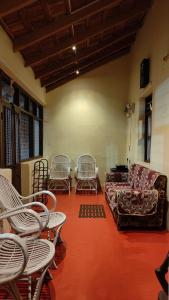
69,181,71,195
28,276,32,300
8,282,22,300
52,225,63,247
45,269,53,281
50,225,64,269
32,266,52,300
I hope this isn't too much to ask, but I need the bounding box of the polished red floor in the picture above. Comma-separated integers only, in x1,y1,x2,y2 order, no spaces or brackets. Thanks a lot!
48,192,169,300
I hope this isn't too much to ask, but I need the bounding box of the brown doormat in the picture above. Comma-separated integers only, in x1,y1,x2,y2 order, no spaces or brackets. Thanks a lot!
79,204,106,218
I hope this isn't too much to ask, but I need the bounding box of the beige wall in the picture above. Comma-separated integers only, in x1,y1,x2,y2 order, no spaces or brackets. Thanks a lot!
44,55,130,186
0,26,46,105
21,159,43,196
128,0,169,228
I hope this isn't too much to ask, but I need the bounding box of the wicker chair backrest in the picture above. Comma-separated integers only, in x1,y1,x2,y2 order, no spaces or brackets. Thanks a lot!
77,154,96,179
0,233,28,285
0,175,43,233
50,155,70,179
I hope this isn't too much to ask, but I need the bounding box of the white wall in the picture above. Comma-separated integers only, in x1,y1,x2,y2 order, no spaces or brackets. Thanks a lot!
44,55,130,186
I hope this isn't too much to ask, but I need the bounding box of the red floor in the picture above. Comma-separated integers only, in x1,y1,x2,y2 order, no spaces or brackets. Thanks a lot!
48,192,169,300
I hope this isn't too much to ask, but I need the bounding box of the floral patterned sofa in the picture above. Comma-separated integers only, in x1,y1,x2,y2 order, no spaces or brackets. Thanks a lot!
105,164,168,230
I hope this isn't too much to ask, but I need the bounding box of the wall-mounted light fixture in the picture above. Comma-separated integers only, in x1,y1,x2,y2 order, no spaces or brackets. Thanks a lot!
163,53,169,62
124,103,135,118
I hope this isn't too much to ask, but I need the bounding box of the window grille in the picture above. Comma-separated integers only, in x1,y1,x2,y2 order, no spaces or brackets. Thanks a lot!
20,113,30,161
15,114,20,163
4,107,13,166
34,120,40,157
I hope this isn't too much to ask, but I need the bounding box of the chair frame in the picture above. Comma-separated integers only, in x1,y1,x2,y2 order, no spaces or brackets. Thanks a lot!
75,154,98,194
0,175,66,249
48,154,71,194
155,252,169,298
0,212,55,300
0,232,28,300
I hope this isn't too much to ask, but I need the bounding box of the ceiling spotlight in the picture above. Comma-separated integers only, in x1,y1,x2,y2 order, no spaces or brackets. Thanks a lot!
76,70,79,75
72,45,76,51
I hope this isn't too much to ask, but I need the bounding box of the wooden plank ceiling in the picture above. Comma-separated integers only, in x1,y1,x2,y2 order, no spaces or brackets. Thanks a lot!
0,0,153,92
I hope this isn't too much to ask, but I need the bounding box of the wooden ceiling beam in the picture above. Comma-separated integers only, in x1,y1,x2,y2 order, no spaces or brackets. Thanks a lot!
35,31,137,79
13,0,123,51
40,0,52,21
0,0,38,17
19,8,34,32
43,42,132,87
24,1,148,67
46,47,130,92
0,17,14,39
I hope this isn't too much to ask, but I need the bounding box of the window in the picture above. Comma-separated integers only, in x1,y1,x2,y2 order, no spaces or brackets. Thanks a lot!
0,71,43,167
20,113,31,161
4,106,13,166
34,119,40,157
144,95,152,162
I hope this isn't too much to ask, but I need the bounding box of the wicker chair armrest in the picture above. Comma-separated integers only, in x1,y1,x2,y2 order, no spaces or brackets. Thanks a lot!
74,166,78,178
20,202,50,228
0,208,44,237
96,167,99,176
21,190,57,212
0,233,28,277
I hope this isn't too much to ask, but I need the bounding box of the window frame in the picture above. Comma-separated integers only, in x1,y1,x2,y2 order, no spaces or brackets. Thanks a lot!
0,70,43,167
144,94,152,163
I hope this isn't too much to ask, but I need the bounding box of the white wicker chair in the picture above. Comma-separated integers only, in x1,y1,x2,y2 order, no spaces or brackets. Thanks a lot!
0,175,66,248
0,231,55,300
48,155,71,194
75,154,98,194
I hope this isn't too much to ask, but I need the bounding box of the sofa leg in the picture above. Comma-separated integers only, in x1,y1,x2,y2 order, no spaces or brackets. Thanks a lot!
117,223,122,231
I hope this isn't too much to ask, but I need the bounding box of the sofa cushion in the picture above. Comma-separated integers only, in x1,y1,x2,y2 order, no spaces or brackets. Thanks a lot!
117,189,159,215
128,164,160,190
105,183,132,211
105,182,131,194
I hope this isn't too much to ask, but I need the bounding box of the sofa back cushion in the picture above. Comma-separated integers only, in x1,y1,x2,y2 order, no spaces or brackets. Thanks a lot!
129,164,160,190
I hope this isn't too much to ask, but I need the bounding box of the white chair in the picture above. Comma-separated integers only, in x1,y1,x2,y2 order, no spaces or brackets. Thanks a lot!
0,231,55,300
75,154,98,194
0,175,66,248
48,155,71,194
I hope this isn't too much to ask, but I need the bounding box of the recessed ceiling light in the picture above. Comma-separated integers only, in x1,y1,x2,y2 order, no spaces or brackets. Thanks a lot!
72,45,76,51
76,70,79,75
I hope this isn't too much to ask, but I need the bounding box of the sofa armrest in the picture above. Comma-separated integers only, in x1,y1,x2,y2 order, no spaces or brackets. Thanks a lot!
105,172,128,182
154,175,167,197
116,189,159,216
